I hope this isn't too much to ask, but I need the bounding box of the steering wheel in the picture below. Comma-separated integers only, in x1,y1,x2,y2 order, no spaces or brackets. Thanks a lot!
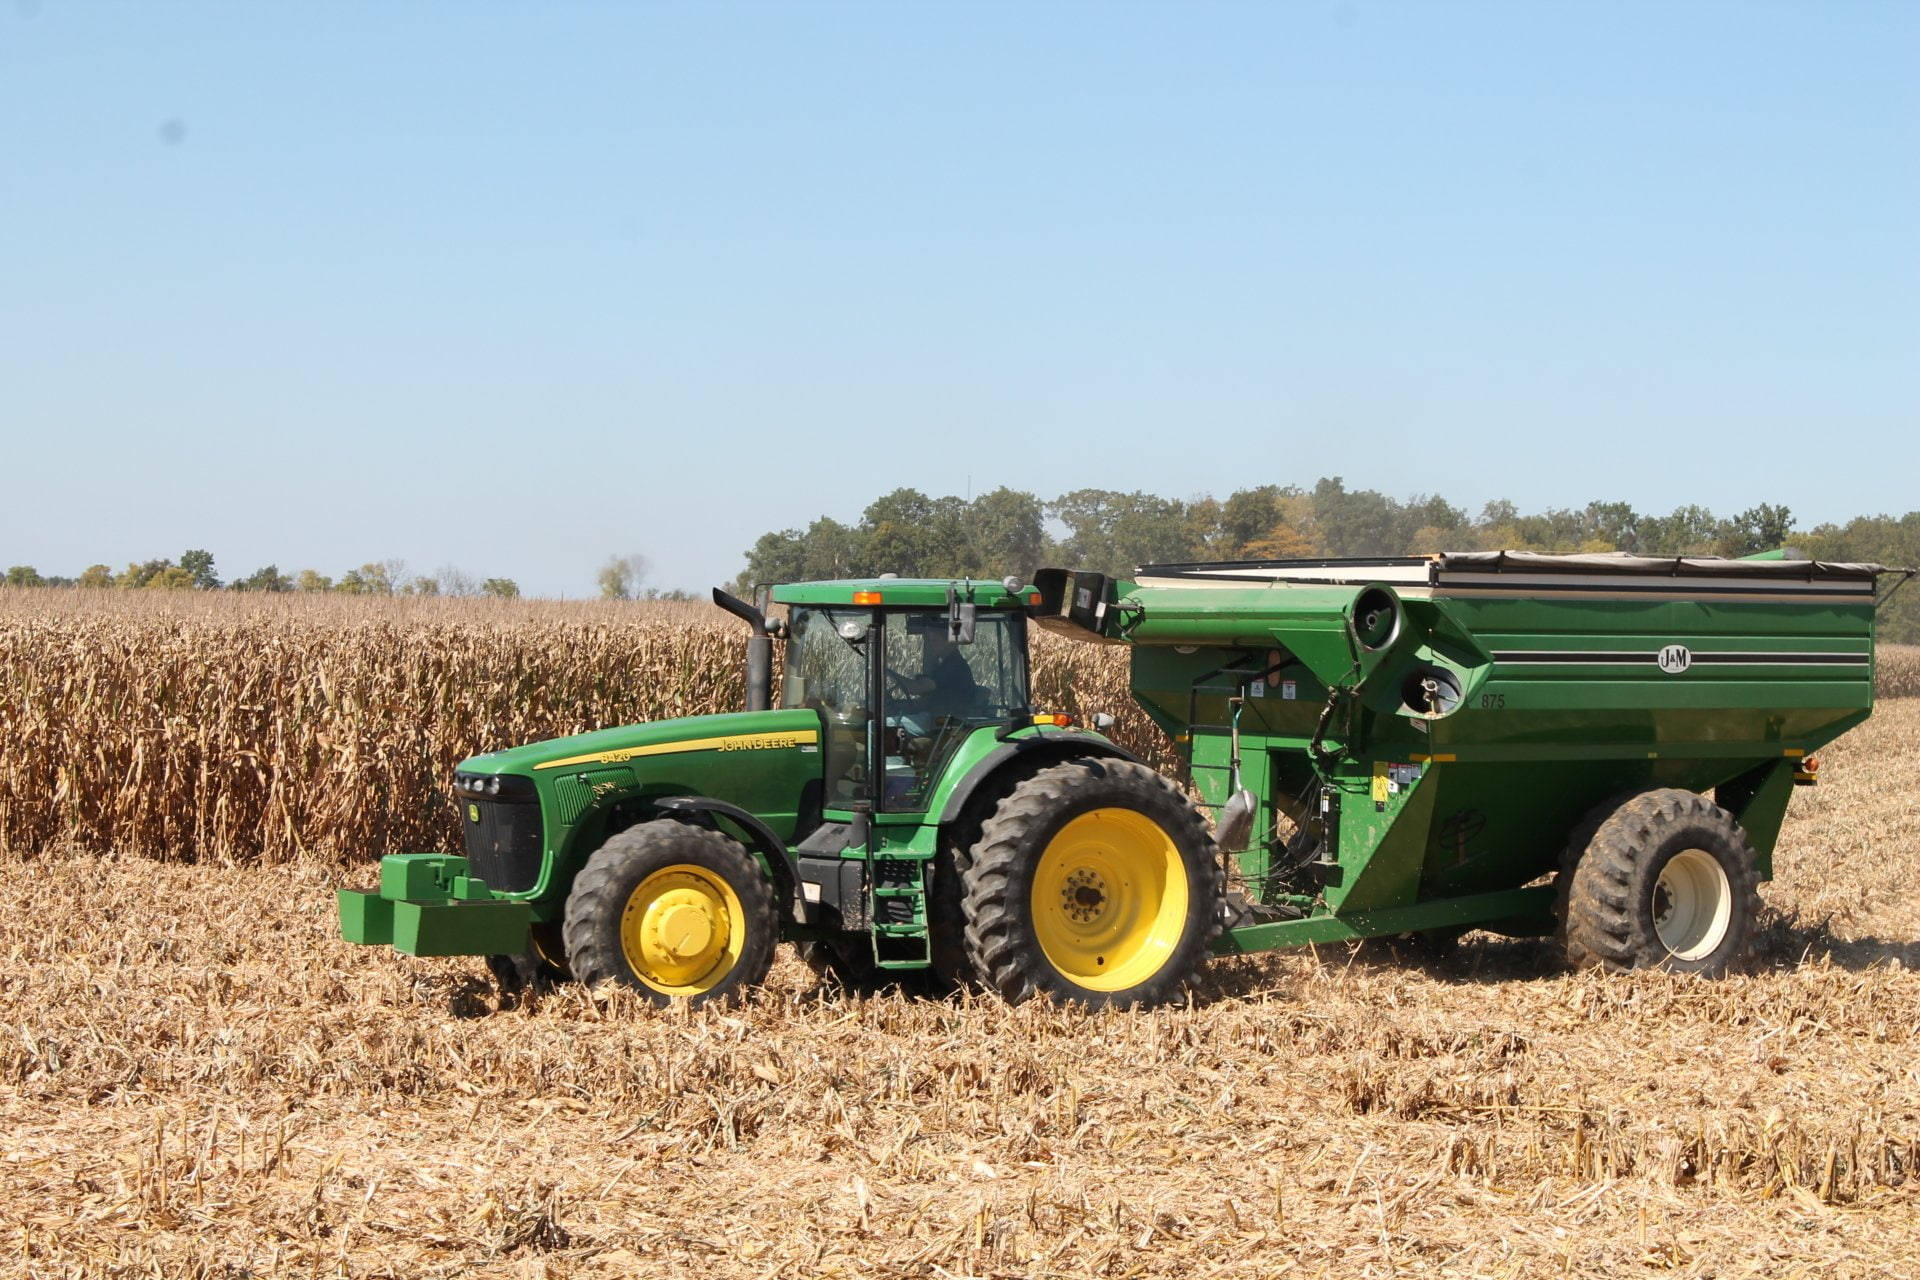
884,665,918,694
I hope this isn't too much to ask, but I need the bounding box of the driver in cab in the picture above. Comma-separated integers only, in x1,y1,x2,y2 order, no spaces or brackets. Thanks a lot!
895,629,981,722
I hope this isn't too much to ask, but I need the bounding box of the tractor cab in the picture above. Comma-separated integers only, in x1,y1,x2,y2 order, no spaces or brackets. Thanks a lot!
773,578,1035,816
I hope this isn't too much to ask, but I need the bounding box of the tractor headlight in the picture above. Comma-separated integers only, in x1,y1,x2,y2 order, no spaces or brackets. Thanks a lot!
453,771,537,803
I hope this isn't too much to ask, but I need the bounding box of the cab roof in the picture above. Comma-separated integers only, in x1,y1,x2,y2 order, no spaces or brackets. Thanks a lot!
771,578,1036,609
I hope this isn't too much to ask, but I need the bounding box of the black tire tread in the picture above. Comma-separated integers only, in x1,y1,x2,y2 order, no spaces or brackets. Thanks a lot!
961,758,1223,1009
562,820,777,1005
1560,788,1760,976
931,755,1062,988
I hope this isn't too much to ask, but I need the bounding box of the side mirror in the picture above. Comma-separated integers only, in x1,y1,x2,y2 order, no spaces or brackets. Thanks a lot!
946,585,976,644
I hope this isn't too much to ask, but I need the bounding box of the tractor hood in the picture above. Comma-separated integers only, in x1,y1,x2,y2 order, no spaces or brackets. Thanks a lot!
458,709,822,778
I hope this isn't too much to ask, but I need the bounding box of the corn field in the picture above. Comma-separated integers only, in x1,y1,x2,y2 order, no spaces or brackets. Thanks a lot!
2,702,1917,1277
0,589,1168,861
3,589,1919,1276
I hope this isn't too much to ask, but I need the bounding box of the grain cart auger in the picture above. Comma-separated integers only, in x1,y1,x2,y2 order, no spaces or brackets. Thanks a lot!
339,576,1220,1008
1030,551,1903,976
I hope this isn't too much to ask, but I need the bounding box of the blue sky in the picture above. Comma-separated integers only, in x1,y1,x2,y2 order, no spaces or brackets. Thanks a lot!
3,1,1915,596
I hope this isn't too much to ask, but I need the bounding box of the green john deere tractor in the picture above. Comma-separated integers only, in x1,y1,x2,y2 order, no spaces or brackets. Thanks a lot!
340,551,1904,1007
340,576,1216,1007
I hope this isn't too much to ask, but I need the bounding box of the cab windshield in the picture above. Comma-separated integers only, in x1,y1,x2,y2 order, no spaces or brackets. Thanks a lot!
881,610,1028,811
781,604,1031,813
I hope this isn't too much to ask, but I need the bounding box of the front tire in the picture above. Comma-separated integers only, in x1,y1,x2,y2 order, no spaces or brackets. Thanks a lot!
962,758,1222,1008
1561,789,1759,976
485,920,571,994
563,821,777,1004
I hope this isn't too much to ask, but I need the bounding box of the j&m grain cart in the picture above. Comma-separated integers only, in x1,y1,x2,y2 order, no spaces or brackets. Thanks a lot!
339,552,1902,1007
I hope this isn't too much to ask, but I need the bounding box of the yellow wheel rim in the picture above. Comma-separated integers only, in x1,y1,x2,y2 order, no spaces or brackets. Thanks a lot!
1030,807,1189,992
618,864,746,996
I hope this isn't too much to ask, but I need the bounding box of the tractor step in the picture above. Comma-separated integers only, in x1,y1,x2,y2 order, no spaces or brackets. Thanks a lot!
868,857,931,966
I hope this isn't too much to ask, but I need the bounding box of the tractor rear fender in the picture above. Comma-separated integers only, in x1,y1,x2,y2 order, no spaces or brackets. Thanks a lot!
650,795,802,922
935,734,1140,828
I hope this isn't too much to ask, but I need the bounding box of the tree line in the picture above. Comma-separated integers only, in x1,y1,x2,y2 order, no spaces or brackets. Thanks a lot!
3,551,520,598
737,479,1920,642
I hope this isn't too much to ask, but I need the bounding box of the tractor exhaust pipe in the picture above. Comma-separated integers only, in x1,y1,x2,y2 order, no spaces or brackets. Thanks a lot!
712,588,773,712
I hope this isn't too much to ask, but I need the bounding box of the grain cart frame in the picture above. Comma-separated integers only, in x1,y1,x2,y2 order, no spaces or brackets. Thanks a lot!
339,552,1900,1006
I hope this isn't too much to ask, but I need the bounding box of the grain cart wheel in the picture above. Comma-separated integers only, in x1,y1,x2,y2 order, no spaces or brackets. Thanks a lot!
962,759,1223,1009
1561,789,1760,976
563,821,776,1005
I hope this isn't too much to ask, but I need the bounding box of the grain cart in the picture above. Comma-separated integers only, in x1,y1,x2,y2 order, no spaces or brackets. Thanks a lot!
1031,551,1901,978
338,553,1900,1007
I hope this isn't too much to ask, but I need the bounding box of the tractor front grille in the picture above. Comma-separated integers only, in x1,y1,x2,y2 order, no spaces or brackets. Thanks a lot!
459,796,545,893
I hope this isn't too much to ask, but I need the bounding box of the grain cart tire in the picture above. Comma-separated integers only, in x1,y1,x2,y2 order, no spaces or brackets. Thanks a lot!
962,758,1223,1009
1561,789,1760,976
563,821,776,1005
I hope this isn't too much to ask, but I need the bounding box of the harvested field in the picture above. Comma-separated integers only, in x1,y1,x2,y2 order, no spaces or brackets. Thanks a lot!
3,698,1917,1277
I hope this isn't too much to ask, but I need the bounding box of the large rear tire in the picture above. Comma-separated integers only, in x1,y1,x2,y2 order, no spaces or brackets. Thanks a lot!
1560,789,1759,976
962,758,1222,1008
563,821,777,1005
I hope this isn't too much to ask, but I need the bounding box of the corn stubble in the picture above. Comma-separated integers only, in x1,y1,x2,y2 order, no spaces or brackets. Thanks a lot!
0,589,1169,861
2,590,1917,1278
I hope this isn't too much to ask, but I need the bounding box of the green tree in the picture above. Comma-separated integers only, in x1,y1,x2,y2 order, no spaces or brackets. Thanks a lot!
798,517,862,580
858,488,944,577
295,569,334,593
179,549,219,590
481,577,520,598
966,487,1049,577
1308,477,1406,557
1579,502,1639,551
1049,489,1196,576
1717,504,1794,558
231,565,293,592
737,529,811,593
115,559,174,588
335,562,398,595
5,565,44,586
1634,504,1721,555
598,554,651,600
77,564,113,588
1799,511,1920,644
144,565,196,589
1216,486,1287,556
